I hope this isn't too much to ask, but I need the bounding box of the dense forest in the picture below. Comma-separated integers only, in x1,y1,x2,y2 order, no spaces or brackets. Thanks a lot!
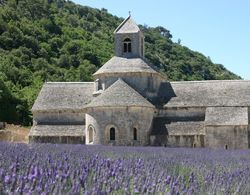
0,0,240,125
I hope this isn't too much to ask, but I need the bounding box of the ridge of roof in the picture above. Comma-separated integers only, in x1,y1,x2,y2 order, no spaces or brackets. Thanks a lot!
46,82,94,84
114,15,140,34
170,79,245,84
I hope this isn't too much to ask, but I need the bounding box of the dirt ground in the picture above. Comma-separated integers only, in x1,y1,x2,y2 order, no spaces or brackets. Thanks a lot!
0,124,30,143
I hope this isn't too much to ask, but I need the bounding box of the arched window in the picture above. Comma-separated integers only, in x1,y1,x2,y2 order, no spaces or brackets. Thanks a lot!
123,38,131,53
133,127,137,141
88,126,94,143
225,145,228,150
110,127,115,141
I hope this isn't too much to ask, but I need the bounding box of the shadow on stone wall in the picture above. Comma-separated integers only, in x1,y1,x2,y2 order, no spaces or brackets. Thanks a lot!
152,82,176,107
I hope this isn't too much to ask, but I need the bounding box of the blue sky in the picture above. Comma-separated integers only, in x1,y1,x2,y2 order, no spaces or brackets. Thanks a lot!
73,0,250,79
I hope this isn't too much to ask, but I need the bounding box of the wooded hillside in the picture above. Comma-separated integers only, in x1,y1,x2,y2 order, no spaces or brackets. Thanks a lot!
0,0,240,125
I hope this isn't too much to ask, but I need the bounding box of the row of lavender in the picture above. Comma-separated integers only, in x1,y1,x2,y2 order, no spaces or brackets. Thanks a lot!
0,142,249,194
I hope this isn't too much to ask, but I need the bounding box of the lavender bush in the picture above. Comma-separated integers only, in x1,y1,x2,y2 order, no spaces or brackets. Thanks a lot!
0,142,249,194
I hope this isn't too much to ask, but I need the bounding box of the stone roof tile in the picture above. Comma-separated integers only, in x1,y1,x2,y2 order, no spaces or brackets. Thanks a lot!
166,122,205,135
86,78,154,108
165,80,250,107
114,16,140,34
205,107,248,126
93,56,162,77
29,125,85,136
32,82,94,112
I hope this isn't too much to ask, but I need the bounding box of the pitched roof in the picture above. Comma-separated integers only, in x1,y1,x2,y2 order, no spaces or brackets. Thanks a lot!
86,79,154,108
114,15,140,34
29,125,85,136
32,82,94,112
93,56,164,77
166,122,205,136
205,107,248,126
164,80,250,107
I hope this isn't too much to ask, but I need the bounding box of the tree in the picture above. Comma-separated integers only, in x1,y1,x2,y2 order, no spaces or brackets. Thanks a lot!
0,0,241,125
58,54,70,68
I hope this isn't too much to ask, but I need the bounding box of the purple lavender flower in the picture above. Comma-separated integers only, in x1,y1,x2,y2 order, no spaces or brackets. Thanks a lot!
0,142,249,194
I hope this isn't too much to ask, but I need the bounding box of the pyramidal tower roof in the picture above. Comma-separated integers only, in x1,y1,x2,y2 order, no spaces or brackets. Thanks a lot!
94,14,167,79
93,56,162,76
114,15,140,34
86,78,154,108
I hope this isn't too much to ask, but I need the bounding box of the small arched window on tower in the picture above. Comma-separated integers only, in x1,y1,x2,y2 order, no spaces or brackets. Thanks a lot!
133,127,137,141
123,38,132,53
110,127,116,141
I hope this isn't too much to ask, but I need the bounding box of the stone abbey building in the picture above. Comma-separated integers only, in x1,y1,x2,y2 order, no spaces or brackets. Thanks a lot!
30,16,250,149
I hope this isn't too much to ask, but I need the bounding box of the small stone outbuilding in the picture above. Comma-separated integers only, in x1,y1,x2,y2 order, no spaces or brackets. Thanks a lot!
30,16,250,149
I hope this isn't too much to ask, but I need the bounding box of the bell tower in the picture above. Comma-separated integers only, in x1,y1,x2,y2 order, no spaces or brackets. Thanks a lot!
114,15,144,58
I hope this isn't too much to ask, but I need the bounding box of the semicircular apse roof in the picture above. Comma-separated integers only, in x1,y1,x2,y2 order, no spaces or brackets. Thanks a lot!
86,78,154,109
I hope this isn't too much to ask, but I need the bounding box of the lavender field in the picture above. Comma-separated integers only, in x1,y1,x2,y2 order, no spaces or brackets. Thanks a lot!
0,142,249,194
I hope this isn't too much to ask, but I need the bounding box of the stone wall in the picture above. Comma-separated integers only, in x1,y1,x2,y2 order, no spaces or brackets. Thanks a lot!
150,119,205,147
158,107,206,121
31,111,86,144
115,32,143,58
149,107,206,147
29,136,85,144
85,107,154,146
167,135,205,147
205,125,249,149
29,124,85,144
33,111,85,125
150,135,205,147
